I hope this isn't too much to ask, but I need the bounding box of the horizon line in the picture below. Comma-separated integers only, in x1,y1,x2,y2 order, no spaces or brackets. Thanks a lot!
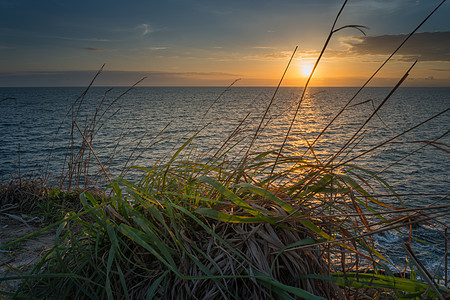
2,85,450,88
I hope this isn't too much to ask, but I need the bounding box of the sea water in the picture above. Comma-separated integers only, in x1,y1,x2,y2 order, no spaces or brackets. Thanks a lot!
0,86,449,279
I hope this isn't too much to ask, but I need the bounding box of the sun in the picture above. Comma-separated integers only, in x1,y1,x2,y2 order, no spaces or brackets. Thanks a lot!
300,64,314,77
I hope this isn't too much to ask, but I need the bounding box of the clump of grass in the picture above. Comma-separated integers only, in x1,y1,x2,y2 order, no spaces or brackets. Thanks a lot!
0,178,48,213
10,135,448,299
0,175,103,224
8,146,346,298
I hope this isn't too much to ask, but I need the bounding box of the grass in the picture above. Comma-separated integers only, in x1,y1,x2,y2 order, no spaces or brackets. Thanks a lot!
1,0,449,299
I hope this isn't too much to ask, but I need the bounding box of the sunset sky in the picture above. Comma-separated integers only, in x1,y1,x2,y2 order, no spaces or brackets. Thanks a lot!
0,0,449,87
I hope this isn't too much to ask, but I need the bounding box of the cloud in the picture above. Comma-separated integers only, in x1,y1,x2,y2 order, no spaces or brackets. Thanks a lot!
251,46,273,49
175,71,239,77
137,24,154,36
84,47,107,51
346,0,409,12
0,71,65,77
43,35,112,42
344,32,450,62
0,70,240,87
243,50,297,60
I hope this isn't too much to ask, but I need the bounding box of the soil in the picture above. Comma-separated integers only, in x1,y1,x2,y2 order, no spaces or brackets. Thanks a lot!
0,214,56,296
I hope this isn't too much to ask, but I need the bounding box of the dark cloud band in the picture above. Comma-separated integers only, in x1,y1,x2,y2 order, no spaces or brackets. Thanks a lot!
84,47,107,52
345,31,450,62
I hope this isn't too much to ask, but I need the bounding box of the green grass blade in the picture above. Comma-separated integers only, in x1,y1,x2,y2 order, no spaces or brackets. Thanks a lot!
118,224,182,276
304,273,448,296
146,270,169,300
236,182,298,215
253,270,326,300
196,207,282,223
105,246,116,300
131,215,177,266
198,175,275,223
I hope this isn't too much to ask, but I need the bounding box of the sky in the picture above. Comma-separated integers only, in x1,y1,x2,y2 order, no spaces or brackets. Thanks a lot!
0,0,449,87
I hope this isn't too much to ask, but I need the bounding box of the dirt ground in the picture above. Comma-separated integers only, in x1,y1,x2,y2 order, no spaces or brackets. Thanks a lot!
0,213,56,295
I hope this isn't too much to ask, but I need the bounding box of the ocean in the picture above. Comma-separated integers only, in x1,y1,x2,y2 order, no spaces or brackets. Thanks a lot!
0,86,449,278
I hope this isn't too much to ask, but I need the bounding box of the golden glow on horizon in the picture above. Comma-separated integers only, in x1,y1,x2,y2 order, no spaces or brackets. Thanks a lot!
300,64,314,77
